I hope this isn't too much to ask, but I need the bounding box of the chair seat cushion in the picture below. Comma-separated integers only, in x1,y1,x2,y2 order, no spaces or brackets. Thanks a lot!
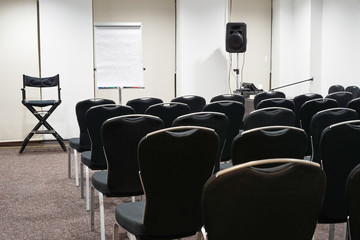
81,151,107,170
24,100,58,107
69,137,90,152
115,202,146,236
92,171,142,197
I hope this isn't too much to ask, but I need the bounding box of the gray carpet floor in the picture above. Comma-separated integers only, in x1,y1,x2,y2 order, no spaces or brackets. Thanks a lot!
0,144,346,240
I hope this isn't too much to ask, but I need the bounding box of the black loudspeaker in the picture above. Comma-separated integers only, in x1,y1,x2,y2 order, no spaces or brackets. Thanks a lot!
226,22,247,53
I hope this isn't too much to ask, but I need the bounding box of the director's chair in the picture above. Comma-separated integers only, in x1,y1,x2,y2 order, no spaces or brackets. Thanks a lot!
20,74,66,153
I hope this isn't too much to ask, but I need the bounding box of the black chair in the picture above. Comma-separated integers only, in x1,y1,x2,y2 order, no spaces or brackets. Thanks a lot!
293,93,322,127
91,114,164,239
256,98,295,111
253,90,285,109
20,74,66,153
231,126,307,166
203,100,244,162
310,108,358,165
346,163,360,240
345,86,360,99
80,104,135,211
68,98,115,186
201,158,326,240
300,98,338,155
325,91,353,107
319,120,360,239
210,93,245,105
328,84,345,94
126,97,163,114
347,98,360,118
243,107,295,131
113,126,219,240
145,102,190,128
172,112,229,173
171,95,206,112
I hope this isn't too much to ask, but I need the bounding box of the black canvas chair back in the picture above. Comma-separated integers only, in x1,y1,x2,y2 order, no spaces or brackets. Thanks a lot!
201,159,326,240
346,163,360,240
72,98,115,152
126,97,163,114
20,74,65,153
114,126,219,239
300,98,338,155
319,120,360,224
257,98,295,111
243,107,295,131
346,86,360,99
210,93,245,104
347,98,360,118
203,100,245,162
328,84,344,94
171,95,206,112
325,91,353,107
253,90,285,109
172,112,229,173
232,126,307,166
310,108,358,164
145,102,190,128
84,104,135,169
293,93,322,127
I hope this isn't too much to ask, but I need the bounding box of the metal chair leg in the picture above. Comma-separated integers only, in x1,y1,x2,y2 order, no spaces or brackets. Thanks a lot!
80,162,84,199
99,192,105,240
329,224,335,240
68,146,71,178
86,166,90,211
74,149,79,187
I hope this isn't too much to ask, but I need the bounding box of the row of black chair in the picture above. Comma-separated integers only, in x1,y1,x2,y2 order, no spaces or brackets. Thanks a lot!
328,84,360,98
67,95,360,238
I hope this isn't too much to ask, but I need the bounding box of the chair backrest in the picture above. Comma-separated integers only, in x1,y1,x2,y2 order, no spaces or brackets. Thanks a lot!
85,104,135,168
22,74,61,103
210,94,245,105
138,126,219,236
328,84,345,94
345,86,360,99
101,114,164,195
75,98,115,151
145,102,190,128
202,159,326,240
310,108,358,164
172,112,229,173
319,120,360,223
203,100,245,162
243,107,295,131
346,163,360,240
126,97,163,114
257,98,295,111
325,91,353,107
253,90,285,109
171,95,206,112
232,126,307,166
347,97,360,118
300,98,338,154
293,93,323,127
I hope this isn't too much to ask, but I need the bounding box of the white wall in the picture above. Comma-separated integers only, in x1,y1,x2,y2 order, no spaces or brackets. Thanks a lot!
0,0,40,142
272,0,360,98
230,0,272,91
38,0,94,140
321,0,360,95
176,0,228,102
272,0,312,98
